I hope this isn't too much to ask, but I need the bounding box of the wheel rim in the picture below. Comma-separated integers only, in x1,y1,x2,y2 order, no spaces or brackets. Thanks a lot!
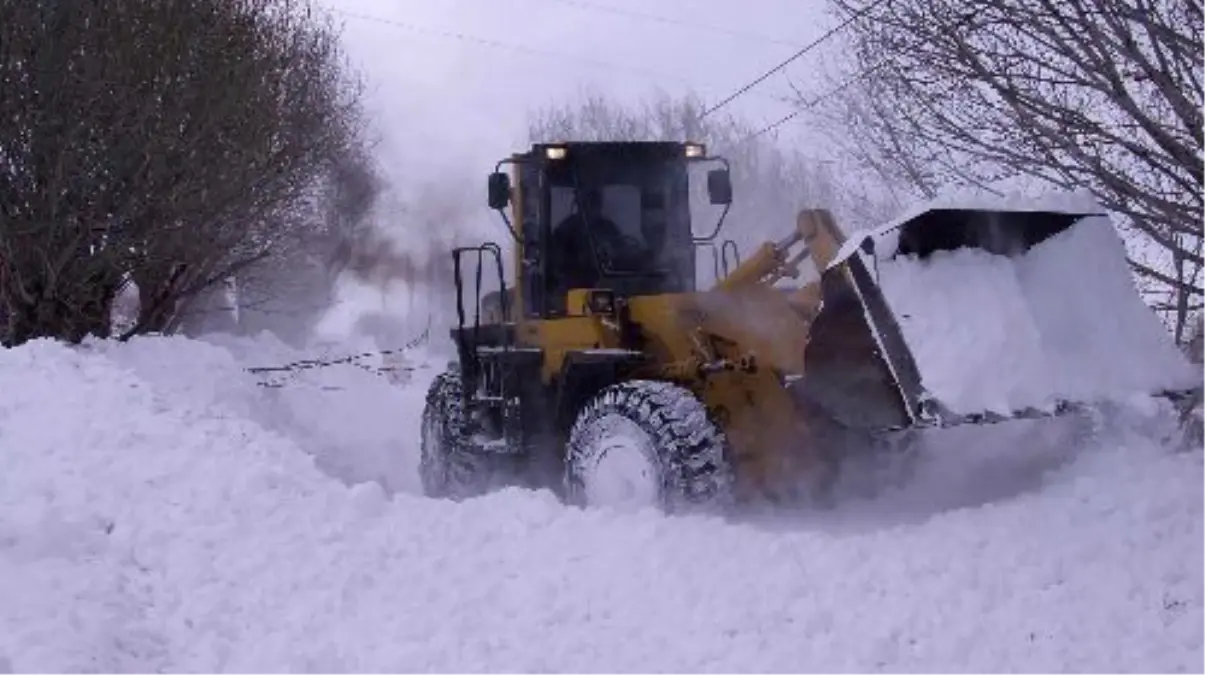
579,415,660,510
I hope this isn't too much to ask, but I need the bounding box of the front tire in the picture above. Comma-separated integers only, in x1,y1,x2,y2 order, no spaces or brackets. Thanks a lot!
420,371,496,500
565,380,735,513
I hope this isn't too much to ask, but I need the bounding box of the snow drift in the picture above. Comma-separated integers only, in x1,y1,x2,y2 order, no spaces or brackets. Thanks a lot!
0,334,1201,672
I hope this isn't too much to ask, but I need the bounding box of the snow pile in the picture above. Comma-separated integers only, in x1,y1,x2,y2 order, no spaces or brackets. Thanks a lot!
877,214,1197,415
0,335,1202,672
96,332,438,493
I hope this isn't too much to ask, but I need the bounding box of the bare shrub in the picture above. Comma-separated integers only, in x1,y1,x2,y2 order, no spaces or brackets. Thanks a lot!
0,0,370,345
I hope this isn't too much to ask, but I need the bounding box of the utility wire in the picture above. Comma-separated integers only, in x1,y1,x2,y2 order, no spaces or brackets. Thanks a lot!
528,0,803,47
698,0,890,120
332,9,684,83
331,8,796,105
743,60,889,142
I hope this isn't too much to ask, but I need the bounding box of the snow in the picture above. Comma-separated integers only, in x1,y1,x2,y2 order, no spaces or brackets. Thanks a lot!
582,348,645,357
877,214,1198,415
98,330,432,493
0,333,1201,672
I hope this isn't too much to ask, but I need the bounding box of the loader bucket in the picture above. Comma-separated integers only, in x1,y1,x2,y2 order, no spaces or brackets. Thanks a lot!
795,266,922,433
798,202,1200,443
860,206,1200,425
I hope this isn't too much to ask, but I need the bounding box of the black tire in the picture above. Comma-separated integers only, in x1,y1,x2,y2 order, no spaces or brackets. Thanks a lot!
419,370,498,500
565,380,735,513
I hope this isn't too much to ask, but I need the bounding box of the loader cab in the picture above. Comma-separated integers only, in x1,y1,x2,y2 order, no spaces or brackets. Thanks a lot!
488,141,732,318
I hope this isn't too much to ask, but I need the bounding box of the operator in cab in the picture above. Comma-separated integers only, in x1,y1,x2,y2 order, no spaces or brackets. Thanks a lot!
549,187,632,294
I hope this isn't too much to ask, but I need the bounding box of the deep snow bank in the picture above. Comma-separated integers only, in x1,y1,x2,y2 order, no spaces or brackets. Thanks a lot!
0,335,1201,672
96,331,437,494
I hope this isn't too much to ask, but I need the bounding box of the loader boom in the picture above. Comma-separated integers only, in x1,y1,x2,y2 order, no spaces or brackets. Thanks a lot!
713,210,847,293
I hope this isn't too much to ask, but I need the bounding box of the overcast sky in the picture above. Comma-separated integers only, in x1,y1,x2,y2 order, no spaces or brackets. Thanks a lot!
316,0,843,180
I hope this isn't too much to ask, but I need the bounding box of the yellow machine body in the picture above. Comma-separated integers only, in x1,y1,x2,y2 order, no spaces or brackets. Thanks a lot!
479,159,892,499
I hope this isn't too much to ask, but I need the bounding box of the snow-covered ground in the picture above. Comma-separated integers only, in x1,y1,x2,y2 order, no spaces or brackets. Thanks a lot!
1,333,1201,672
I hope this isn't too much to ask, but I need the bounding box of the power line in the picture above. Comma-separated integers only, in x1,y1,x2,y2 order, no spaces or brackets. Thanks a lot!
698,0,890,120
331,8,797,106
332,9,685,83
528,0,802,47
743,60,889,142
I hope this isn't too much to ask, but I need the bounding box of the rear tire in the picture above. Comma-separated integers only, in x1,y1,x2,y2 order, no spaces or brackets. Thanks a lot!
420,371,497,500
565,380,734,514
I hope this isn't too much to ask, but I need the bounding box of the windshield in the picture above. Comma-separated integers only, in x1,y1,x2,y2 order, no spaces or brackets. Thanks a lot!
545,158,694,296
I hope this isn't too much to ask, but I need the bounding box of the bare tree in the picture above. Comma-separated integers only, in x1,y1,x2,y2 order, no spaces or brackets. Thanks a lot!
820,0,1203,341
175,133,385,343
117,0,367,338
0,0,368,346
0,0,141,343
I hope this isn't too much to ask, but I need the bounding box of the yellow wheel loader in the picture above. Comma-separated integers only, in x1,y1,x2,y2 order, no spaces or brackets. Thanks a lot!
419,140,1199,512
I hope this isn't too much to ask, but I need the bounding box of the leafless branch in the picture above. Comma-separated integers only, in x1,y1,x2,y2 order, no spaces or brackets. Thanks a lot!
818,0,1203,341
0,0,372,345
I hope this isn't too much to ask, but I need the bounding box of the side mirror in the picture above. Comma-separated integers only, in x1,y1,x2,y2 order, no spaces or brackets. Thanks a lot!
707,169,733,206
487,172,511,210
